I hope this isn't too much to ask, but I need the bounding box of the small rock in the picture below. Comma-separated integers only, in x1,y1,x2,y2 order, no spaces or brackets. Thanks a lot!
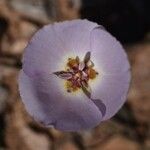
57,141,79,150
98,136,140,150
81,121,123,147
144,138,150,150
20,127,50,150
10,0,49,22
0,65,18,81
0,2,38,56
45,0,81,21
2,39,27,56
19,21,37,38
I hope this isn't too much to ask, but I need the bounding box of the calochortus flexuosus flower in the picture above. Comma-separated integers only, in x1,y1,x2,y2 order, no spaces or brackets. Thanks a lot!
19,19,131,131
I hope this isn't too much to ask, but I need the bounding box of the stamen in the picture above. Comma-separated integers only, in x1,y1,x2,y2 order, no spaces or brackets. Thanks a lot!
88,68,97,79
53,71,72,80
84,51,91,64
87,60,94,67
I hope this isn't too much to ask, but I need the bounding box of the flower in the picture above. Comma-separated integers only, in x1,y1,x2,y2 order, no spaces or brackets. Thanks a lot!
18,19,131,131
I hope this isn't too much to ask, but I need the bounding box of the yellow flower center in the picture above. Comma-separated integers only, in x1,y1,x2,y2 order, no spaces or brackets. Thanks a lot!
65,57,98,93
54,52,98,98
54,52,98,99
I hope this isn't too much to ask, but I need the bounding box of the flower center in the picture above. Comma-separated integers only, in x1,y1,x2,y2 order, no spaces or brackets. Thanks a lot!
53,52,98,98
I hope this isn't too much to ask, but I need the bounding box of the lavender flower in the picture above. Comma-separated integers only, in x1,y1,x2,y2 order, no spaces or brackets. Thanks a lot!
18,19,131,131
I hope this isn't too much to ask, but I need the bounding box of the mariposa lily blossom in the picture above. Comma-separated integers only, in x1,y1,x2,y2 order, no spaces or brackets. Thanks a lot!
18,19,131,131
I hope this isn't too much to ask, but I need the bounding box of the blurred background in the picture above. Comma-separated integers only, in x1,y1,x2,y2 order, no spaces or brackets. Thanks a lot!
0,0,150,149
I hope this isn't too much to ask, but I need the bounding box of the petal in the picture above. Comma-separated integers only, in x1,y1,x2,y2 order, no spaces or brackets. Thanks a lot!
54,99,102,131
91,71,131,120
53,19,99,59
19,70,103,131
90,27,130,74
18,70,57,125
22,24,67,78
84,51,91,64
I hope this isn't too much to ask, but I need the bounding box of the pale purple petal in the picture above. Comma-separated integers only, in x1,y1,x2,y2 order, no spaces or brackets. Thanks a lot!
91,72,131,120
23,24,67,78
88,27,131,120
90,28,130,74
54,99,102,131
53,20,98,57
19,70,57,125
19,70,102,131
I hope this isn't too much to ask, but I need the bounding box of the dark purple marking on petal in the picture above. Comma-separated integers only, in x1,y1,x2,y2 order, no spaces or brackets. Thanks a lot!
81,81,92,99
84,51,91,64
81,81,106,117
53,71,72,80
91,99,106,117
